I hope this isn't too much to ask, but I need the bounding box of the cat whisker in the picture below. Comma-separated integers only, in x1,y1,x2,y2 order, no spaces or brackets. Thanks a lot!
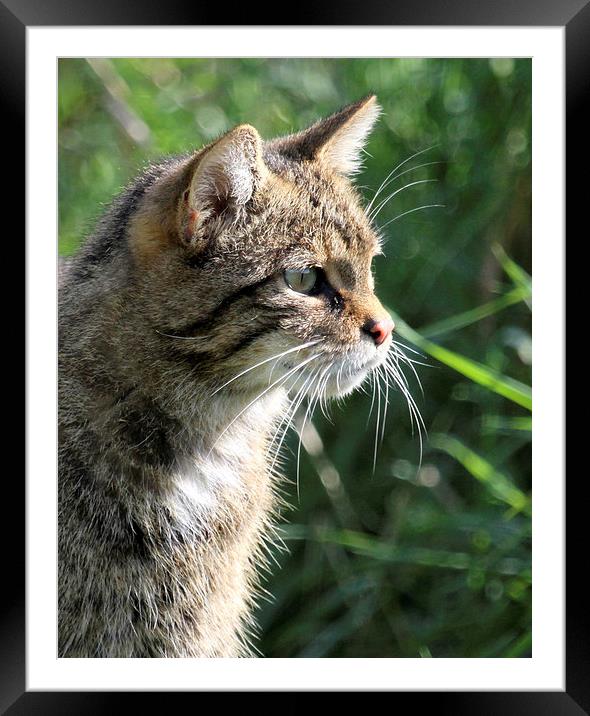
372,159,445,205
384,352,424,423
379,204,445,232
392,337,424,356
155,329,210,341
392,352,431,369
211,339,322,396
295,364,332,500
268,367,319,472
385,349,410,390
372,367,383,475
379,364,391,444
390,344,425,397
318,369,334,422
382,354,426,467
369,179,439,223
366,370,378,428
336,362,345,395
366,144,439,215
209,352,322,456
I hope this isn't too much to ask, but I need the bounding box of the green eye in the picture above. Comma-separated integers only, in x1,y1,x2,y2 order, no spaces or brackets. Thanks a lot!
284,267,319,294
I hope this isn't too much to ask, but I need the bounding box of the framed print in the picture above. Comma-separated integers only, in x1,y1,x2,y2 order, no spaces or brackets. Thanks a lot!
12,0,580,711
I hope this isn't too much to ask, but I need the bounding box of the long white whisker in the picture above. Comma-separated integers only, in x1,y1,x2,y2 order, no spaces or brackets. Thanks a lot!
388,362,426,437
379,204,445,232
390,345,425,397
269,367,319,471
209,352,322,455
319,369,334,422
336,362,345,395
155,329,209,341
366,144,439,215
372,369,382,475
269,360,328,471
393,353,431,369
382,349,426,468
368,160,444,214
319,364,333,425
366,371,377,428
386,350,410,390
392,338,425,358
212,339,321,396
379,365,391,443
369,179,439,222
295,364,332,499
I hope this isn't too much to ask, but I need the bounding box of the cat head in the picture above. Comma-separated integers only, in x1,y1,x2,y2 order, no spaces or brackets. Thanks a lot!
128,95,394,400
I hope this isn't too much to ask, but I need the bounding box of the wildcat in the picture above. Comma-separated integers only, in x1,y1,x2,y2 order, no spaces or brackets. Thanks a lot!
58,95,396,657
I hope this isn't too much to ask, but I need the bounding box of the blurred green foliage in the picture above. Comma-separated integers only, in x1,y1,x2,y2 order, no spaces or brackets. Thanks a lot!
59,58,531,658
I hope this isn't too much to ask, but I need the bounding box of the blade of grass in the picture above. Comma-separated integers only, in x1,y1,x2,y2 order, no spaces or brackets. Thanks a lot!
284,525,531,579
503,631,532,657
482,416,532,433
389,309,532,411
429,433,530,515
419,286,530,339
493,244,532,309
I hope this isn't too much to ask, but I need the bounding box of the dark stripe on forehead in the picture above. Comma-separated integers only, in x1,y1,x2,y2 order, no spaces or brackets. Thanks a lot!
170,274,273,338
334,229,352,249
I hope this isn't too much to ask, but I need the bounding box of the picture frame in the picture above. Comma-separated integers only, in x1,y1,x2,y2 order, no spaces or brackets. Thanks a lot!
13,0,579,710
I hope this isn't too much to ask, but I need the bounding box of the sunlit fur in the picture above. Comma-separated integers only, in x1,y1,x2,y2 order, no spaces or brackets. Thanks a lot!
58,95,420,657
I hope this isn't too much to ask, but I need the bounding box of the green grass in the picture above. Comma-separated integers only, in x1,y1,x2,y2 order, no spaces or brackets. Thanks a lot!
391,308,532,410
59,57,532,658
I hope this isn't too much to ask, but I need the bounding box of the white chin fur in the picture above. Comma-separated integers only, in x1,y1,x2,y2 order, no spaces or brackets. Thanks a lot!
323,366,370,398
321,346,388,399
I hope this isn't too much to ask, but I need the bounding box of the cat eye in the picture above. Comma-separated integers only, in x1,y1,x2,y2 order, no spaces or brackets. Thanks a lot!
284,267,320,294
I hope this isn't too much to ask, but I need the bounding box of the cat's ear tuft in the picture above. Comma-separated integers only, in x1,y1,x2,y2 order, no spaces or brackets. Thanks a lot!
180,124,268,243
273,95,381,175
316,95,381,175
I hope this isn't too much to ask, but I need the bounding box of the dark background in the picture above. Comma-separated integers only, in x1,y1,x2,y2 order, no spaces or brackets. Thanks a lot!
58,57,532,658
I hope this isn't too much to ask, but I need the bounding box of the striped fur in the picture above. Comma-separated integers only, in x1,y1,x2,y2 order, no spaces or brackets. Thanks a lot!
58,96,393,657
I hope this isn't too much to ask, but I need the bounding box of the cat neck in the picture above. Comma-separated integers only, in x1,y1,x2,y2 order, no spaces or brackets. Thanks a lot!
168,387,288,513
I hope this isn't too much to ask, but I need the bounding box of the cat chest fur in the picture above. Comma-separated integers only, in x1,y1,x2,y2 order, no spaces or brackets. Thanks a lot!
142,401,284,657
59,394,284,657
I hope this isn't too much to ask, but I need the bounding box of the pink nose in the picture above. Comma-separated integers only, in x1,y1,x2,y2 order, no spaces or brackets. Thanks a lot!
364,318,395,347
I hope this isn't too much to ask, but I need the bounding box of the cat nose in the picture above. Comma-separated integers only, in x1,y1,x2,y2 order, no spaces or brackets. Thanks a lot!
363,318,395,347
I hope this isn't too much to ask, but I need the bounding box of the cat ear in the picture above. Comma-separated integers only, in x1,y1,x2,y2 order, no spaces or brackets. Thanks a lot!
273,95,381,175
180,124,268,243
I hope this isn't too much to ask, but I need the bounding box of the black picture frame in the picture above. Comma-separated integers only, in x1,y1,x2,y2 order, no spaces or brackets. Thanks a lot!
12,0,579,712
